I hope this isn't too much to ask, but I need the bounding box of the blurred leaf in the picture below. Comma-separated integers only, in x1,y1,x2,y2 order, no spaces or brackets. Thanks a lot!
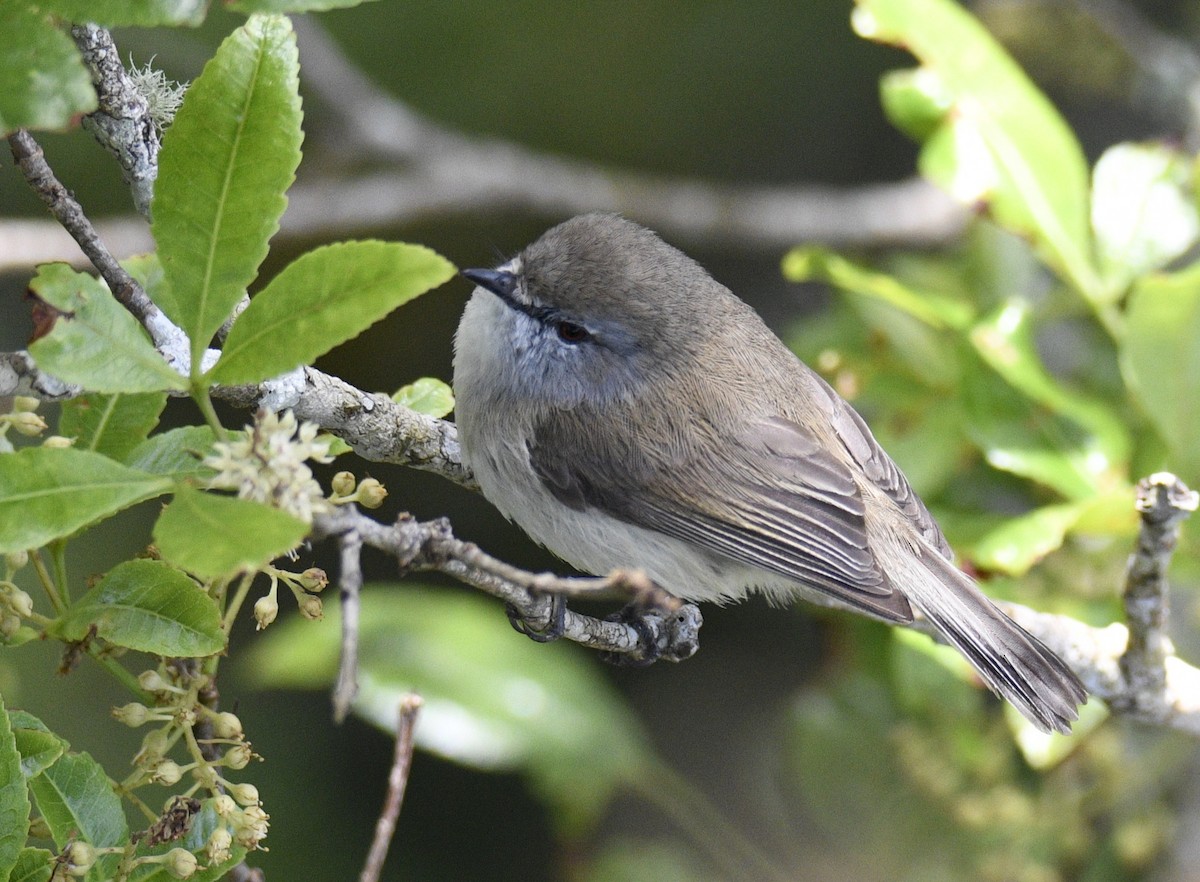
783,246,973,330
969,299,1130,480
1092,143,1199,300
247,587,654,833
1008,698,1106,771
125,426,217,479
0,4,96,134
9,710,67,778
59,393,168,460
128,800,245,882
393,377,455,418
210,241,454,384
967,502,1088,575
853,0,1097,297
27,264,186,393
0,694,29,882
152,14,303,370
154,486,308,579
36,0,207,26
0,448,171,553
55,559,225,656
583,839,709,882
879,67,952,141
1123,261,1200,481
230,0,378,11
9,848,53,882
28,752,128,851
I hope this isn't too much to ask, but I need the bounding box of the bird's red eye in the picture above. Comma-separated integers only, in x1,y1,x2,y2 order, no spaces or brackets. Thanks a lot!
555,321,590,344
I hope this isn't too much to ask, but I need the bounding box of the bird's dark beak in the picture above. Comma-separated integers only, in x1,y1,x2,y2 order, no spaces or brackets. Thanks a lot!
461,268,517,299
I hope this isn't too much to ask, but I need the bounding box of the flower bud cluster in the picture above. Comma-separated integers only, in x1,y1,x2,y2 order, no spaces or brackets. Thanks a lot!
328,470,388,509
252,565,330,630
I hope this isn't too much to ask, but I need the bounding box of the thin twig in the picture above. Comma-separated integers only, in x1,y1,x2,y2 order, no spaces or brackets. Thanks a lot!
333,527,364,724
359,694,423,882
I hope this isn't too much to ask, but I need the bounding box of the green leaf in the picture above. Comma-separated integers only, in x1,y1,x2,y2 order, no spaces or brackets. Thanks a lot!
9,848,53,882
969,299,1130,480
0,448,171,553
209,241,455,384
392,377,455,419
36,0,208,26
967,502,1088,576
55,559,225,656
1123,262,1200,481
9,710,67,778
782,246,973,330
125,426,217,479
28,751,128,849
0,4,96,134
230,0,377,11
59,393,168,460
854,0,1096,296
152,14,303,370
0,694,30,881
154,486,309,579
879,67,952,142
27,264,186,393
248,587,654,833
1092,143,1199,302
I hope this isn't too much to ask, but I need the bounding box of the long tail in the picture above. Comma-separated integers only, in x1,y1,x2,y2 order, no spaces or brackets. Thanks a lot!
888,540,1087,734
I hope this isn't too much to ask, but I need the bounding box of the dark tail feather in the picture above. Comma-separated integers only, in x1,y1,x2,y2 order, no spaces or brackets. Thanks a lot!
898,548,1087,734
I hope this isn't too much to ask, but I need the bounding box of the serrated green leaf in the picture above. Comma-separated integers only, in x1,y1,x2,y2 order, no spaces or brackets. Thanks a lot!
1122,262,1200,482
125,426,217,478
1092,143,1199,301
230,0,377,11
27,264,185,393
247,587,653,833
28,751,128,850
59,393,168,460
209,241,454,384
9,710,67,778
0,694,30,881
154,486,308,579
9,848,53,882
0,448,171,553
392,377,455,418
854,0,1097,297
152,14,303,371
56,559,225,656
0,4,96,134
37,0,208,26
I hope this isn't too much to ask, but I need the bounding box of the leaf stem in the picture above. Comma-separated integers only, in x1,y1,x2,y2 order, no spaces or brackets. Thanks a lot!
29,550,65,614
221,571,257,635
192,385,228,442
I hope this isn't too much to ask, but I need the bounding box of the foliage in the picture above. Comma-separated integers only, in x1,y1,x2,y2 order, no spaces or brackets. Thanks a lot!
1,0,1199,880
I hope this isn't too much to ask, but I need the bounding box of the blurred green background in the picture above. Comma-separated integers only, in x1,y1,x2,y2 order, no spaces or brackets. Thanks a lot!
4,1,1200,880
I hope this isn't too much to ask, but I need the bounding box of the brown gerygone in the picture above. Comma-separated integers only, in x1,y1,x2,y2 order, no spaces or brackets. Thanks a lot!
454,212,1086,733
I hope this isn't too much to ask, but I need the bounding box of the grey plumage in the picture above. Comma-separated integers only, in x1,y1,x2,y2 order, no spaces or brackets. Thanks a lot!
454,212,1086,734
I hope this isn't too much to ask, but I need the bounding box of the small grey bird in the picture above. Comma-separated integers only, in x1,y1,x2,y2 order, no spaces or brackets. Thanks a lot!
454,212,1086,734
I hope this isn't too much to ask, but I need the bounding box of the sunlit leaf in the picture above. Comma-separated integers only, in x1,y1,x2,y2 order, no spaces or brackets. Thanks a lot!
59,393,168,461
393,377,455,419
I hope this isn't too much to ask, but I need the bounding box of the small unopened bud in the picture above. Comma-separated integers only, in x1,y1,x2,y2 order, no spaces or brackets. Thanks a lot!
164,847,198,879
253,595,278,630
12,396,39,413
356,477,387,509
5,550,28,572
137,669,173,693
298,568,328,592
41,435,74,448
207,827,232,864
211,711,243,739
5,587,33,618
135,728,168,766
228,781,260,806
223,743,253,770
0,614,21,639
297,593,323,621
211,794,237,819
66,841,97,875
28,816,52,839
330,471,356,497
152,759,183,786
10,411,47,436
113,702,151,727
